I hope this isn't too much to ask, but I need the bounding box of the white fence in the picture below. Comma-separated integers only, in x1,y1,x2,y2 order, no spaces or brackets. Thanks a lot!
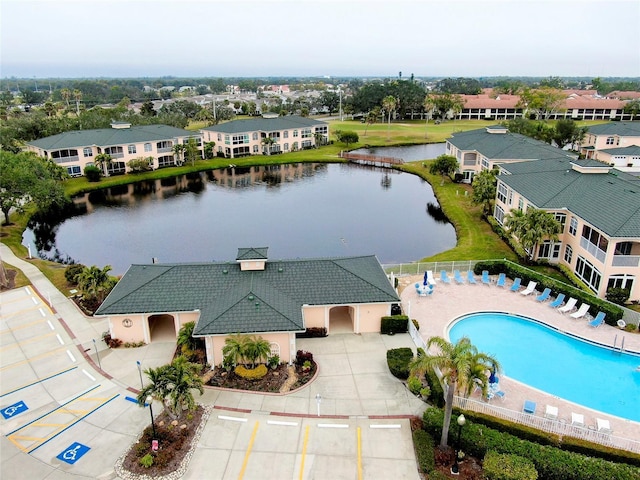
453,395,640,454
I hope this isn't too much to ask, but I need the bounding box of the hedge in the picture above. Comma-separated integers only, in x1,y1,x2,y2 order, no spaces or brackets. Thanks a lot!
483,451,538,480
422,408,640,480
386,348,413,379
380,315,409,334
412,429,436,473
424,365,445,408
474,260,624,324
234,364,267,380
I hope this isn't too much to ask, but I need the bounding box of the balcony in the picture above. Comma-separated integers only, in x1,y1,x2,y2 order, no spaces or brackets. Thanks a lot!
612,255,640,267
580,237,606,263
157,147,173,153
53,156,79,164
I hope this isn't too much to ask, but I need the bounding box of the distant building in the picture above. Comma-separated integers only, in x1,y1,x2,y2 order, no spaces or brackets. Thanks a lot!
26,122,202,176
580,122,640,161
445,125,575,183
201,115,328,158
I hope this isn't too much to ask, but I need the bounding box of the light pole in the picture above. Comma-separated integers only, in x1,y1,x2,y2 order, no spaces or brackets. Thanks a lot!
451,414,466,475
315,393,322,417
146,395,157,438
93,339,101,370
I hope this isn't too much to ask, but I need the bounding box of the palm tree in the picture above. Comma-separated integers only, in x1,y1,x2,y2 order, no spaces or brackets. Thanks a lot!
74,265,114,302
364,108,379,136
94,153,112,177
60,88,71,109
505,208,562,262
72,89,82,117
177,321,203,353
261,136,275,155
409,336,500,448
222,333,249,366
382,95,397,140
243,335,271,368
137,356,203,419
172,144,186,165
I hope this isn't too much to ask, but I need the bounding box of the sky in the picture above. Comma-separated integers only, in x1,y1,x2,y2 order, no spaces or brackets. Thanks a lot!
1,0,639,79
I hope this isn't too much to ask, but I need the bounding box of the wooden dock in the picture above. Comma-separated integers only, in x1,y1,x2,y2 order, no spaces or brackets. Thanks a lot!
340,152,404,168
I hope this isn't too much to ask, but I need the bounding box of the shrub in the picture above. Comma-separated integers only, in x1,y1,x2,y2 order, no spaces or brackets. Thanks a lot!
101,332,122,348
427,471,449,480
64,263,86,285
412,429,435,473
419,386,431,399
606,287,630,305
139,453,154,468
296,327,327,338
234,364,268,380
84,165,101,182
267,355,280,369
483,451,538,480
411,318,420,330
127,157,153,173
386,348,413,379
424,367,445,408
380,315,409,335
407,375,422,395
296,350,313,365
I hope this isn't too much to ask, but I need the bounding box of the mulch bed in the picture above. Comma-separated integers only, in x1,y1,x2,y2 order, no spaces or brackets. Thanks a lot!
207,362,317,392
120,405,206,477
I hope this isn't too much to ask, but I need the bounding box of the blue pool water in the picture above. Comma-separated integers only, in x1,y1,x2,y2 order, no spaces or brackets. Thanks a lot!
448,312,640,422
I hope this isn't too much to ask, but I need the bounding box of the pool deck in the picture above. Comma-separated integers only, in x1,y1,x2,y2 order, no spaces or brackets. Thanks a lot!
398,274,640,446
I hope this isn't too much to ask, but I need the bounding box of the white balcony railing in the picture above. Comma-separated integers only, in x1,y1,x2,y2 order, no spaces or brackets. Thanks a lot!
612,255,640,267
580,237,607,263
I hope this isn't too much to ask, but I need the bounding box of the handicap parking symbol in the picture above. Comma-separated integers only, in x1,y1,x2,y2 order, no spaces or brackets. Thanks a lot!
1,401,28,419
57,442,90,465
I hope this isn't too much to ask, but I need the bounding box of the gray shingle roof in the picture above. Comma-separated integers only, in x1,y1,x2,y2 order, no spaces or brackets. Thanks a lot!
449,128,576,161
202,115,326,134
586,122,640,137
236,247,269,260
499,159,640,237
599,145,640,156
95,254,399,336
27,124,199,150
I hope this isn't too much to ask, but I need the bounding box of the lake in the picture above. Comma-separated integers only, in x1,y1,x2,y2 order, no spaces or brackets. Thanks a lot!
25,153,455,275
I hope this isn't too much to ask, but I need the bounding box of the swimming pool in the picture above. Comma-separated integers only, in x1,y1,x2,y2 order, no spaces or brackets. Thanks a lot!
448,312,640,422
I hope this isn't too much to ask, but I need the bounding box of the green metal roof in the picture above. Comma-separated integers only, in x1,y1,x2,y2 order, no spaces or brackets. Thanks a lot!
202,115,327,134
236,247,269,260
95,253,399,336
499,159,640,237
586,122,640,137
448,128,576,161
27,124,199,150
599,145,640,156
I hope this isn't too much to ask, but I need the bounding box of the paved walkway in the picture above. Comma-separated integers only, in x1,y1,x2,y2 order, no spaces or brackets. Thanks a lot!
0,244,424,479
399,273,640,446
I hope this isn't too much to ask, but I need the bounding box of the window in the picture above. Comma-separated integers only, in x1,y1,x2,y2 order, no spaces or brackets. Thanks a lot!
564,245,573,264
283,131,289,139
518,198,524,211
575,256,602,292
253,145,259,153
217,133,222,142
51,149,79,163
538,241,560,259
481,157,490,170
83,147,93,158
494,205,505,225
293,130,299,137
606,136,615,145
284,143,289,151
232,134,249,145
615,242,632,256
581,225,608,253
252,132,259,141
224,135,230,145
128,145,136,154
105,146,124,157
607,275,634,292
301,129,312,138
497,183,508,203
569,217,578,236
554,213,566,230
144,143,152,152
66,165,82,176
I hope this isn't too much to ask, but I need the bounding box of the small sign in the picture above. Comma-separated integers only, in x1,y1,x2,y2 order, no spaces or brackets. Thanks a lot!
152,440,159,451
57,442,90,465
1,401,28,419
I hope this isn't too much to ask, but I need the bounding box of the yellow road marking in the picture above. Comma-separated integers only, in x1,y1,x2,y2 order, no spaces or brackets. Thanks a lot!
238,421,259,480
0,346,67,371
298,425,310,480
0,332,56,351
357,426,362,480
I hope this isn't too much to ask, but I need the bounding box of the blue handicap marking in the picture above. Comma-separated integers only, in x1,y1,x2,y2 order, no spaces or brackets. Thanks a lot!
1,401,28,419
57,442,90,465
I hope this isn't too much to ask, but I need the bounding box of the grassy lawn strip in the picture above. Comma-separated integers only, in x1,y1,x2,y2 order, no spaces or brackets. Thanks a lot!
398,161,517,263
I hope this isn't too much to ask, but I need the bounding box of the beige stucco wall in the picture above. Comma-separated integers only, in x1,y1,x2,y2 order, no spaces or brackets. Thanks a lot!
206,332,295,367
107,310,200,344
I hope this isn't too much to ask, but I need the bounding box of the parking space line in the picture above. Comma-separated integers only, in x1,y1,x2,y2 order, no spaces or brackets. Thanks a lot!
266,420,298,426
237,421,259,480
0,332,56,352
318,423,349,428
218,415,247,422
66,350,76,363
0,366,77,398
82,369,95,381
47,320,54,330
369,424,401,429
0,346,67,371
298,425,309,480
357,426,362,480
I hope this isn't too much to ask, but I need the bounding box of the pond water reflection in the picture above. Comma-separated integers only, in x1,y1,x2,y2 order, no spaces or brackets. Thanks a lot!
24,162,456,275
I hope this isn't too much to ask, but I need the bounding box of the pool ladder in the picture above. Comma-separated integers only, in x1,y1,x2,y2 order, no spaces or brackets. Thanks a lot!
613,334,625,353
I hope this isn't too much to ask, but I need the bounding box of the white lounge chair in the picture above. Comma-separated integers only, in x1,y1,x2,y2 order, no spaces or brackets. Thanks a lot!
570,303,590,319
545,405,558,420
426,270,436,286
571,412,584,427
520,281,537,296
558,297,578,314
